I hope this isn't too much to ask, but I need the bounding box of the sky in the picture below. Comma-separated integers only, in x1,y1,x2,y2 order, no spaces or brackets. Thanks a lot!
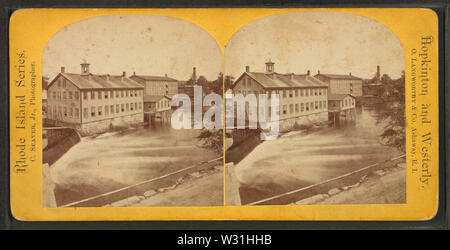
224,11,405,80
42,15,223,81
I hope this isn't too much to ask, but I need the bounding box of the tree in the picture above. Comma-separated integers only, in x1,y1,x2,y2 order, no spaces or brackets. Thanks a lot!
197,128,223,155
377,72,405,152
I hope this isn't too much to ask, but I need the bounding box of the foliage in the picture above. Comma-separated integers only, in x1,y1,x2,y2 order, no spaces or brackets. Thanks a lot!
376,72,406,152
197,128,223,155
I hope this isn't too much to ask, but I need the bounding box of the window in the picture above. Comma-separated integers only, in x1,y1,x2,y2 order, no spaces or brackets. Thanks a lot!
289,90,293,98
98,91,102,99
57,80,61,87
69,107,73,117
105,105,109,115
83,92,88,100
110,105,114,114
319,89,322,95
130,103,134,111
116,104,120,113
68,91,72,100
91,107,96,117
295,104,299,112
63,79,66,88
98,106,102,116
63,91,66,100
52,92,56,99
105,91,108,99
311,102,314,110
324,101,327,109
74,91,79,100
306,103,309,111
126,104,129,111
315,89,318,96
63,107,67,117
121,104,124,112
91,91,95,100
283,90,287,98
75,108,79,118
315,101,318,110
84,108,88,118
295,90,298,97
319,101,322,109
306,89,309,96
289,104,293,113
300,89,304,97
121,90,124,97
116,91,119,98
283,105,287,115
301,103,304,112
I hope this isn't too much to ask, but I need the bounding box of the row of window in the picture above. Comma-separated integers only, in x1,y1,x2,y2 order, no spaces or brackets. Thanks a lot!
235,88,327,99
49,91,80,100
82,90,143,100
277,101,328,116
48,102,142,120
84,102,142,118
49,89,143,101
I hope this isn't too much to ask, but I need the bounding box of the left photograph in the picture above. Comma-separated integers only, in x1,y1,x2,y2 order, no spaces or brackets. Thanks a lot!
41,15,224,207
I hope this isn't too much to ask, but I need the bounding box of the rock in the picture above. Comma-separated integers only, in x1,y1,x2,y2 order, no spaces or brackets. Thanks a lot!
397,163,406,169
374,170,385,176
110,196,141,207
189,172,203,178
144,190,157,197
328,188,341,196
295,194,326,205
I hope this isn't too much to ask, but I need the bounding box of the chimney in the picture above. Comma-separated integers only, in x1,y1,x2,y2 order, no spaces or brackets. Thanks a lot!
317,70,320,75
133,71,136,76
265,59,275,74
106,74,110,81
290,73,294,80
192,67,197,83
165,73,168,78
61,67,65,73
376,65,380,80
349,72,352,76
80,62,90,75
122,71,126,77
307,70,310,76
245,66,250,72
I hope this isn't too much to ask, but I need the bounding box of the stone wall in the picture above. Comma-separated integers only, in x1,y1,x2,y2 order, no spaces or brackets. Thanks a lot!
80,113,144,136
279,111,328,132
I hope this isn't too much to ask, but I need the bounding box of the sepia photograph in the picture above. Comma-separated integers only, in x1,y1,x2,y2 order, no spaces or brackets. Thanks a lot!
224,11,406,206
41,15,224,207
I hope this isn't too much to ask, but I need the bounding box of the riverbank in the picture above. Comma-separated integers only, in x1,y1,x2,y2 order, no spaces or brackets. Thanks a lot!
104,163,223,207
293,162,406,205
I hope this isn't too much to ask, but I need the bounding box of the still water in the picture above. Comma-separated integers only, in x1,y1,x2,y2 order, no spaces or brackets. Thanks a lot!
235,104,403,204
51,125,217,206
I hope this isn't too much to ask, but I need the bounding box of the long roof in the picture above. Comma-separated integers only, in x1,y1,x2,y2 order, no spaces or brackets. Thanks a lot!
131,75,178,82
143,95,171,102
328,93,355,101
237,72,328,89
48,73,144,90
315,73,362,80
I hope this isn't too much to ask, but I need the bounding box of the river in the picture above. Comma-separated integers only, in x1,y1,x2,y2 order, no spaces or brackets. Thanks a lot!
235,103,404,204
50,125,218,206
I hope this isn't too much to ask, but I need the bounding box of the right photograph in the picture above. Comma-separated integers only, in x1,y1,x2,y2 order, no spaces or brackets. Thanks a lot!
224,11,406,206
